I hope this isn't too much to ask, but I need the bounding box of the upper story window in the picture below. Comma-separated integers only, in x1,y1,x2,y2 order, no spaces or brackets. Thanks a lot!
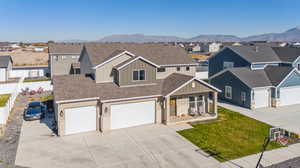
176,67,181,71
186,66,190,71
61,56,67,60
223,61,234,69
133,70,145,81
71,55,77,59
225,86,232,99
157,67,166,72
53,56,58,61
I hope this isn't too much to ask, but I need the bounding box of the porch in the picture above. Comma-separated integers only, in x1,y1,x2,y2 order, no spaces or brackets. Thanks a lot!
165,91,218,124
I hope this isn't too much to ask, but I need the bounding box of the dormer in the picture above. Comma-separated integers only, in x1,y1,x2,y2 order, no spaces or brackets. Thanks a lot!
113,56,159,86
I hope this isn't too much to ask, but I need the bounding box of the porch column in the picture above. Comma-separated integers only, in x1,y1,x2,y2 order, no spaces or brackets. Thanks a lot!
164,96,171,124
206,93,210,113
213,92,218,114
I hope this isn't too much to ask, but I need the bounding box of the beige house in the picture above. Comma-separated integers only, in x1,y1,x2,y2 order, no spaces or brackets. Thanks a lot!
53,43,220,136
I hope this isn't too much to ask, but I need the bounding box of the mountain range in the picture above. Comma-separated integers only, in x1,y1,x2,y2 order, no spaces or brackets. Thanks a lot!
63,26,300,43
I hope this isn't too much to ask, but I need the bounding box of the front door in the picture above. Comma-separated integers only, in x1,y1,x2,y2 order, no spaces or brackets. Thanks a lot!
170,98,176,116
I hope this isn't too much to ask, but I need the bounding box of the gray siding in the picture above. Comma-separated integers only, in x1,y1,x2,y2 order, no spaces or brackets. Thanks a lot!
172,80,213,96
50,54,80,77
278,71,300,88
210,71,252,108
209,48,250,77
80,48,94,75
118,59,156,85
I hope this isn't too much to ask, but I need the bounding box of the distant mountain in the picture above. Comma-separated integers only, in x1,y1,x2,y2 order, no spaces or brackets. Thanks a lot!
58,39,88,43
188,35,241,42
243,26,300,42
98,34,185,43
60,26,300,43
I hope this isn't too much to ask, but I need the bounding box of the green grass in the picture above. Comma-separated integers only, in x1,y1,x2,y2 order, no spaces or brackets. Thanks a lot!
23,78,51,83
28,95,53,102
178,107,283,162
0,94,11,107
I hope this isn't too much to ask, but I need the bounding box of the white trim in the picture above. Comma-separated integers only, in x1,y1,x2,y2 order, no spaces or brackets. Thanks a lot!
252,86,273,90
159,63,198,67
101,95,160,103
49,53,81,55
276,68,298,88
56,97,99,104
251,61,291,64
165,77,221,97
92,51,135,69
292,56,300,66
117,56,160,70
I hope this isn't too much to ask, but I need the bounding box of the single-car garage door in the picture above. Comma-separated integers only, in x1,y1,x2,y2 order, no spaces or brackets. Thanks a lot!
254,89,269,108
65,106,97,135
110,101,155,130
280,87,300,106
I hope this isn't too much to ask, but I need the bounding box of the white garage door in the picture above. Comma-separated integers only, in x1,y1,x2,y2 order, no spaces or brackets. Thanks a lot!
0,68,6,81
65,106,96,135
111,101,155,130
254,89,269,108
280,87,300,106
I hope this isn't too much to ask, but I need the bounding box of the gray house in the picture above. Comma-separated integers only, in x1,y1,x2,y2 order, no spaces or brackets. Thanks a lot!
209,46,300,109
53,43,220,136
48,43,83,77
0,56,13,82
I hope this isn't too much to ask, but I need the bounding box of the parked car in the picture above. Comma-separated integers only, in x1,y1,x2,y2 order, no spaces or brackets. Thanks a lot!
24,101,46,121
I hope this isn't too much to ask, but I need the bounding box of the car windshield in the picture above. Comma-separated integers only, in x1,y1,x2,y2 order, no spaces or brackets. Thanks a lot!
27,105,42,114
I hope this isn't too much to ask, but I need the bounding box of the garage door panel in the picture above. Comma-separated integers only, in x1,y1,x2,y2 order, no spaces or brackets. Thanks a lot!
280,87,300,106
254,89,269,108
111,101,155,130
65,106,96,135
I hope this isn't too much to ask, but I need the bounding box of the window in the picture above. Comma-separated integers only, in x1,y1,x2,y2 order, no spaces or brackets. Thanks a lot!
192,82,196,88
53,56,58,61
241,91,246,103
71,55,77,59
61,56,67,60
223,61,234,69
157,67,166,72
297,63,300,71
176,67,181,71
225,86,232,99
186,66,190,71
132,70,145,81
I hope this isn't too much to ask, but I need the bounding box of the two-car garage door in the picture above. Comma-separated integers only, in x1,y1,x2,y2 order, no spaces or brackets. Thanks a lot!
110,101,155,130
280,87,300,106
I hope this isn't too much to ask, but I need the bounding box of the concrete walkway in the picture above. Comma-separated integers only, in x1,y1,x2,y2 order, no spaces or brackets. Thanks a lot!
219,101,300,134
221,143,300,168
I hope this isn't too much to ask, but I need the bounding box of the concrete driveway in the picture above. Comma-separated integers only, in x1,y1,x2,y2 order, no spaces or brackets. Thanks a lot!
219,101,300,134
15,116,220,168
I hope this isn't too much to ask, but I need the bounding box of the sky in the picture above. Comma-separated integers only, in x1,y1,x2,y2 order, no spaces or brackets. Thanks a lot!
0,0,299,42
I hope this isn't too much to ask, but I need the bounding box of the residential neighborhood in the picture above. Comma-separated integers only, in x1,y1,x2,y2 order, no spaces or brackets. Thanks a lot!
1,1,300,168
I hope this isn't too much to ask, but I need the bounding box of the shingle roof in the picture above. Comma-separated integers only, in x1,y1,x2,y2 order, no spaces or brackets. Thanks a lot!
228,68,272,88
227,46,300,63
0,55,12,68
264,66,294,86
84,43,195,67
53,73,212,102
227,66,295,88
48,43,83,54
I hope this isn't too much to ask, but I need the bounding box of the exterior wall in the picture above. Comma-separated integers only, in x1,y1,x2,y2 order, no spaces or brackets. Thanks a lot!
210,71,252,108
100,98,161,133
56,100,99,136
95,53,132,83
80,49,94,75
0,68,6,82
172,80,213,96
50,54,80,77
118,59,156,85
278,71,300,88
208,48,250,77
9,67,48,78
156,66,196,79
175,96,189,116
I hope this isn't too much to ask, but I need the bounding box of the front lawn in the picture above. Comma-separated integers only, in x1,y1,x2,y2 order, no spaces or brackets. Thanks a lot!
178,107,283,162
0,94,11,107
23,78,51,83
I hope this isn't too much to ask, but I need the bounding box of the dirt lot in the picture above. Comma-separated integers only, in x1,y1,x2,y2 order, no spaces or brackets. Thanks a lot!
0,49,48,66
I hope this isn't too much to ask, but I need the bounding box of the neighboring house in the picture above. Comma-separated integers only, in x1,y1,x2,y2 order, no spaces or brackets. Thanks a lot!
209,46,300,109
48,43,83,77
34,47,45,52
208,46,300,77
0,42,12,52
209,42,222,53
53,43,220,136
9,65,49,78
0,56,13,82
211,66,300,109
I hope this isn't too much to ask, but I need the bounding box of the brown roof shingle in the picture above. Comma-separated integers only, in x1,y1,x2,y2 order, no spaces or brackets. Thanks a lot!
48,43,83,54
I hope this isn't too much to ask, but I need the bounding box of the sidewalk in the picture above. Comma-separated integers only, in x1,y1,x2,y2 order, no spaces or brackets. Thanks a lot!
221,143,300,168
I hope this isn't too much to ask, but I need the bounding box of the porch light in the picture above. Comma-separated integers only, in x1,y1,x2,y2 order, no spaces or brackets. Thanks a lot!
60,110,64,117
